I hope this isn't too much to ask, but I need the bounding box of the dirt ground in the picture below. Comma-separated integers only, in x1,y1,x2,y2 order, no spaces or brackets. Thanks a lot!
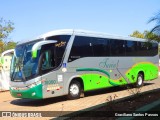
1,79,160,120
65,87,160,120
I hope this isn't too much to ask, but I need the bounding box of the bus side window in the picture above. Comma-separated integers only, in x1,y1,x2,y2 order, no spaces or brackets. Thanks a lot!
41,51,51,70
46,35,70,66
149,42,158,56
126,41,137,56
40,44,55,74
92,38,110,56
110,39,125,56
69,36,93,62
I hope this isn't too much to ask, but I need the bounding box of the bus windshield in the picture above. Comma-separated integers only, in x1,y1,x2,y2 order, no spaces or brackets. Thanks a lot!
10,41,41,82
10,35,71,82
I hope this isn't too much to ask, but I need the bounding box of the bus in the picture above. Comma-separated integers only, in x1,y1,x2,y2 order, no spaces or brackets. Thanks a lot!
10,29,158,99
0,49,14,90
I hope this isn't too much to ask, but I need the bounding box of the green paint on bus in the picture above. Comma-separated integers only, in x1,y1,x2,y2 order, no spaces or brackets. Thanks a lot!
10,84,43,99
77,62,158,91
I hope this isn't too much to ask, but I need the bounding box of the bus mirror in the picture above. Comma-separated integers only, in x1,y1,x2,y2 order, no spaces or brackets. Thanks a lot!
31,40,57,58
32,50,38,58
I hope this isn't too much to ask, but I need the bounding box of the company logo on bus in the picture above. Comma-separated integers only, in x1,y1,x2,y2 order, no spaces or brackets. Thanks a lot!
99,58,118,69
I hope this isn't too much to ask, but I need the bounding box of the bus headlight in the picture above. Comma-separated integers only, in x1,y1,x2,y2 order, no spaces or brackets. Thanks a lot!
28,84,35,88
32,92,36,96
62,68,67,72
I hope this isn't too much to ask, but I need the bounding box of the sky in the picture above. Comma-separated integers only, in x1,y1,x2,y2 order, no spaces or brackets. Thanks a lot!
0,0,160,42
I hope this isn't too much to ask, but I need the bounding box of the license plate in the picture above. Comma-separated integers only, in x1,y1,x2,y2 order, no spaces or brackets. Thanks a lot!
17,93,22,97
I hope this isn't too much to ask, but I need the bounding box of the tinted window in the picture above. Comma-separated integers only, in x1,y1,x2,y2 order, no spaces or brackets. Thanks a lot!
68,36,157,62
126,41,137,56
150,42,158,56
46,35,70,67
68,36,93,62
92,38,110,56
110,39,125,56
41,50,53,70
125,41,158,56
40,44,55,74
46,35,70,58
137,42,148,56
105,39,110,56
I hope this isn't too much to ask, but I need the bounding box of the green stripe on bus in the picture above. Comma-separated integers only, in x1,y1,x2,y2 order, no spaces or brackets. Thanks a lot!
76,68,110,78
108,80,119,86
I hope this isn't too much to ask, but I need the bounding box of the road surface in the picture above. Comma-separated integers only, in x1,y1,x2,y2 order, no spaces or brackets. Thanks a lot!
0,78,160,119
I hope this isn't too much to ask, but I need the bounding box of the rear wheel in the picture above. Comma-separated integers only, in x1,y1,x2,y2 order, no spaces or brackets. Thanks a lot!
67,81,81,100
136,73,144,87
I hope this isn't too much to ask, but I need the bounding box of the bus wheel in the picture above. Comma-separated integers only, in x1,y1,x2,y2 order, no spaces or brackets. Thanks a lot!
136,73,144,87
67,81,81,100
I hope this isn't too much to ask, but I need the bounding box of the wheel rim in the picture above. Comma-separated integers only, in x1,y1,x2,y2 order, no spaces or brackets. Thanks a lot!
138,76,143,86
70,84,79,96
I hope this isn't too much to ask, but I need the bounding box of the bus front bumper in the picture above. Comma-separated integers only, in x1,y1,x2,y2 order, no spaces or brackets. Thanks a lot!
10,84,43,99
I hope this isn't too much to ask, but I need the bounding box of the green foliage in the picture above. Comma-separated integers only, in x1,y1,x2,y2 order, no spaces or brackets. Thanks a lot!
130,30,160,42
4,41,17,50
0,41,17,54
130,31,144,38
0,18,14,41
145,31,160,42
0,18,15,54
148,11,160,37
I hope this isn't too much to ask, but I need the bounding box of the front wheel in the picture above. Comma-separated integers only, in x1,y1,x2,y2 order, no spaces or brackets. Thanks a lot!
67,81,81,100
136,73,144,87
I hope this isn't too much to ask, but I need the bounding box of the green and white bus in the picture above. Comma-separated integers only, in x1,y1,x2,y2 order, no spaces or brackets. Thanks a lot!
10,29,158,99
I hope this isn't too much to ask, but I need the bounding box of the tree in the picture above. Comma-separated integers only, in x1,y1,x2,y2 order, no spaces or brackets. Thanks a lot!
130,30,144,38
145,31,160,42
0,18,15,54
0,18,14,41
130,30,160,42
148,11,160,37
4,41,17,51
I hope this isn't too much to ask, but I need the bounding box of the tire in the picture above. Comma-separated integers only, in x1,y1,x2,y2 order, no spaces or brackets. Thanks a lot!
136,73,144,87
67,81,81,100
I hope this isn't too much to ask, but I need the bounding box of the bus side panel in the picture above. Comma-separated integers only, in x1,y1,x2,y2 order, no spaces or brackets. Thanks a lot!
80,73,111,91
125,62,158,82
41,71,65,99
67,56,158,92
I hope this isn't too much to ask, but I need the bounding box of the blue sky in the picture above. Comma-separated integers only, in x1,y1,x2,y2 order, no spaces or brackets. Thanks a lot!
0,0,160,42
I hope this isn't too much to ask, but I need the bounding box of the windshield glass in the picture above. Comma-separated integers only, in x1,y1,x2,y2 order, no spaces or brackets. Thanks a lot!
10,35,71,82
10,41,41,81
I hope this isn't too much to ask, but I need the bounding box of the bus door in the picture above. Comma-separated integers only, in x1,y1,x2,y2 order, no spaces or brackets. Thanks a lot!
39,43,64,98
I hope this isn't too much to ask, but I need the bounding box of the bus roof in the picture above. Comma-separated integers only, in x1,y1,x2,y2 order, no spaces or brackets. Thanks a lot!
39,29,146,41
1,49,14,57
17,29,150,45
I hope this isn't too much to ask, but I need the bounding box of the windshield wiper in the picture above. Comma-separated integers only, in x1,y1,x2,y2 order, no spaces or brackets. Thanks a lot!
20,67,26,82
11,59,26,82
11,62,18,81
